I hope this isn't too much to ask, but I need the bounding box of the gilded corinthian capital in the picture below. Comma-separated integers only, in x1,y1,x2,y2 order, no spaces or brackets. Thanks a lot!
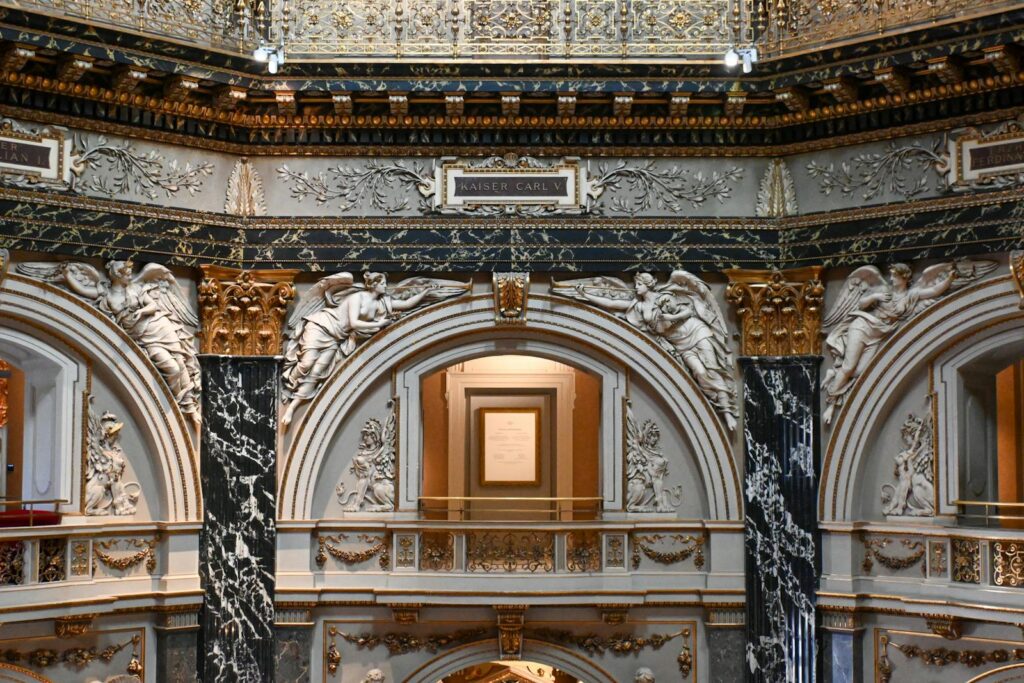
198,265,298,356
1012,251,1024,309
724,267,825,357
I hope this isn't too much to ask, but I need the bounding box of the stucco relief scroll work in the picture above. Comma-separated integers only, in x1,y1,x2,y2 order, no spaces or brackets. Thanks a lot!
281,272,470,428
551,270,738,430
15,260,202,429
821,259,996,424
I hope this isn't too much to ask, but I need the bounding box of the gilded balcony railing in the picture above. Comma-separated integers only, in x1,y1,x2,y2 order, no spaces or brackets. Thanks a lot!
0,0,1021,60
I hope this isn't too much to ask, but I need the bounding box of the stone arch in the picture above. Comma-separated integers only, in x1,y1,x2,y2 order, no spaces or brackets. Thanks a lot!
281,293,740,520
403,638,617,683
0,274,200,521
820,275,1022,522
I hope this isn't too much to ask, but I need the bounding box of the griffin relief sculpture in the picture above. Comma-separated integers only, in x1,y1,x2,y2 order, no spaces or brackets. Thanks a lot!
881,413,935,517
16,260,202,428
624,400,682,513
85,401,141,516
822,260,996,424
552,271,737,430
336,403,397,513
281,272,469,428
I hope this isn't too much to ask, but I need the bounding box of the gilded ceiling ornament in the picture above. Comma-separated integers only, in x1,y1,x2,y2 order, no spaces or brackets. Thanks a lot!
335,401,396,512
553,271,738,430
16,260,203,429
197,265,298,356
624,402,682,513
724,267,824,357
821,259,996,424
493,272,529,324
755,158,798,217
85,397,141,516
1011,251,1024,309
281,272,469,428
880,412,935,517
224,157,267,216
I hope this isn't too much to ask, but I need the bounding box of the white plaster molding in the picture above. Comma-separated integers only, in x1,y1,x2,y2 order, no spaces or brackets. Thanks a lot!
820,275,1021,522
281,294,739,521
0,274,200,521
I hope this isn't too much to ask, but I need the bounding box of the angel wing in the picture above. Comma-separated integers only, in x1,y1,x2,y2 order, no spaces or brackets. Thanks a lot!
916,259,998,294
284,272,356,333
16,261,105,300
822,265,887,328
388,276,471,305
550,275,633,302
661,270,729,341
134,263,198,330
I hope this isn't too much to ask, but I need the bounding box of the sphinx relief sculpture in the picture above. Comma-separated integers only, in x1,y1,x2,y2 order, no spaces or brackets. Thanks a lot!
881,412,935,517
16,260,202,428
336,403,397,513
281,272,469,428
822,260,996,424
625,400,682,513
552,271,738,430
85,401,141,516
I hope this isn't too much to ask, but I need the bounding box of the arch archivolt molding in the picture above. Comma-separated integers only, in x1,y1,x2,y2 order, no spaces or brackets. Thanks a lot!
0,274,200,522
820,275,1022,522
281,293,740,521
403,638,618,683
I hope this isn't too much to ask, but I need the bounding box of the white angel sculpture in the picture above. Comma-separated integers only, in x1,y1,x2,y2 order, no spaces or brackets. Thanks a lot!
552,271,738,430
822,260,996,424
281,271,469,428
16,260,202,428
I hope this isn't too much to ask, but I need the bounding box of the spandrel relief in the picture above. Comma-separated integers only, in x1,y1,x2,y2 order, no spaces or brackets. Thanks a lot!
85,398,141,516
552,270,738,430
624,400,682,514
336,401,397,513
822,259,997,424
881,412,935,517
281,271,469,428
16,260,202,428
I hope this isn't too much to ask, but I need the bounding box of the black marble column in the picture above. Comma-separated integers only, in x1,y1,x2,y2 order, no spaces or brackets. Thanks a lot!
198,356,279,682
741,357,821,683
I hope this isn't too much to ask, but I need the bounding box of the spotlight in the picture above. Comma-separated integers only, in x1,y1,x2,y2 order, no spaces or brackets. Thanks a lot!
267,54,279,74
742,52,753,74
253,46,268,62
724,48,739,69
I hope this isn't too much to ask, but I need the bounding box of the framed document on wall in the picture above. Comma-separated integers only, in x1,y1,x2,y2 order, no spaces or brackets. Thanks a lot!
479,408,541,486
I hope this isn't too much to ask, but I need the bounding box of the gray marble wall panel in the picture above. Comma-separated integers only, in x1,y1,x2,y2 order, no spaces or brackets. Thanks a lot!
198,356,279,682
158,630,199,683
275,627,312,683
707,628,746,683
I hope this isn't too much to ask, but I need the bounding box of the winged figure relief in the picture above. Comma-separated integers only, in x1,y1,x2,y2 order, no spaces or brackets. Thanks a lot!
822,259,997,424
880,413,935,517
624,400,682,513
16,260,202,428
281,271,469,428
551,271,738,431
336,405,397,513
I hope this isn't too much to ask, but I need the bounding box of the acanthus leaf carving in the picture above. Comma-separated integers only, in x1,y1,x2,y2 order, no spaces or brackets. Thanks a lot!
224,157,267,216
15,260,203,429
755,158,798,217
335,401,396,513
85,397,141,516
552,271,738,430
822,259,997,424
880,411,935,517
281,272,469,428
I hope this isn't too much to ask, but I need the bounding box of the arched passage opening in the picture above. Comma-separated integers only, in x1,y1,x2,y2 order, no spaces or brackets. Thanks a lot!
404,640,617,683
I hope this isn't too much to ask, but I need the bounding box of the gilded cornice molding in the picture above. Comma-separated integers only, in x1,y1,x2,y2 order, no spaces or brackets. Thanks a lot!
197,265,298,356
724,267,825,356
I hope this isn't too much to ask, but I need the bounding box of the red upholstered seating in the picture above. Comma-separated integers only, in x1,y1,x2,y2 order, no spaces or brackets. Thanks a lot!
0,510,61,527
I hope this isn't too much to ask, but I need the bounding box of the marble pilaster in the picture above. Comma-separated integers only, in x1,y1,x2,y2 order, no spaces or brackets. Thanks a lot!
198,356,280,682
